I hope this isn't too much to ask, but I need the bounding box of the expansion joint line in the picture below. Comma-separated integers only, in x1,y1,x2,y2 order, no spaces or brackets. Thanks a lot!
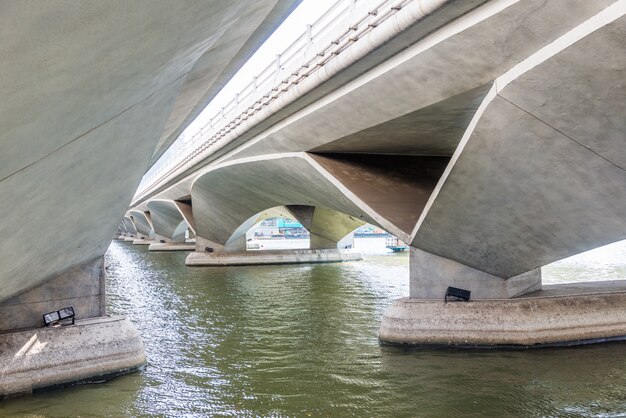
498,94,626,175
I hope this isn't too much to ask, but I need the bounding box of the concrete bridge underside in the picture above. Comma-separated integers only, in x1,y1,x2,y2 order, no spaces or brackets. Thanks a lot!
0,0,300,397
132,0,626,347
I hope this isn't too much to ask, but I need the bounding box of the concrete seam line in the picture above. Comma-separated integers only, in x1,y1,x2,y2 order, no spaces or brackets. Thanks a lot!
408,82,497,243
495,0,626,92
0,72,189,186
497,95,626,175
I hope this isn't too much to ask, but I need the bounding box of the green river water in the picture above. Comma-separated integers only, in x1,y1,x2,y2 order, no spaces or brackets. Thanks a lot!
2,239,626,417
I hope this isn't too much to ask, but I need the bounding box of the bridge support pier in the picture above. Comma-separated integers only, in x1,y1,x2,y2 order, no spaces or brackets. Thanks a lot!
132,236,152,245
186,248,361,266
148,235,195,251
186,235,361,266
380,247,626,347
0,257,145,397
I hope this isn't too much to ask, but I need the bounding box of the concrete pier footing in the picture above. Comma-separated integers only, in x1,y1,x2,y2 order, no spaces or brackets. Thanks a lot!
186,248,362,266
132,238,152,245
0,316,145,398
148,242,196,251
380,281,626,348
123,237,136,242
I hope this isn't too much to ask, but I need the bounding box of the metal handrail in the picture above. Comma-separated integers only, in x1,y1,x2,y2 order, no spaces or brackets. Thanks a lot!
134,0,420,201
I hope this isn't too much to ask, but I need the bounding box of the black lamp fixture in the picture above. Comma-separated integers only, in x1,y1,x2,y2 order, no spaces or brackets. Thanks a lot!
43,306,75,326
444,287,471,303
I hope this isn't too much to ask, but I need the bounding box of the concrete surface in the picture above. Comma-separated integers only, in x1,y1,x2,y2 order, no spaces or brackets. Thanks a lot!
186,248,361,266
0,257,105,331
0,0,298,305
409,247,541,299
413,12,626,277
147,200,190,243
0,316,145,398
129,210,154,238
380,281,626,347
190,154,399,247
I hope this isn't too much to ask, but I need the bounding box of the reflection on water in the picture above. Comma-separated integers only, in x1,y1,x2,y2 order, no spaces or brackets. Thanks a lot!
1,240,626,417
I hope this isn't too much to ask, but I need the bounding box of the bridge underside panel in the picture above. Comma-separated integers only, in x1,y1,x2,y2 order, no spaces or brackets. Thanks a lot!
191,156,381,247
147,200,188,241
222,206,292,251
310,85,490,156
414,18,626,278
309,154,449,235
129,210,153,237
228,1,611,163
285,205,364,249
0,79,182,303
174,200,196,235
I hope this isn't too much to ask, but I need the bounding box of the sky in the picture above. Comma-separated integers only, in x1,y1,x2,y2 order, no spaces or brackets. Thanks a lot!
182,0,337,139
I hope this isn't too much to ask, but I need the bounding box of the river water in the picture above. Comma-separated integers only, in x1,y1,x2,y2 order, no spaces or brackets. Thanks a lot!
2,239,626,417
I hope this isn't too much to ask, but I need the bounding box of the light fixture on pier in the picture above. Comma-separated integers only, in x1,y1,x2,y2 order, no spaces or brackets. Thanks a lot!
444,287,471,303
43,306,75,327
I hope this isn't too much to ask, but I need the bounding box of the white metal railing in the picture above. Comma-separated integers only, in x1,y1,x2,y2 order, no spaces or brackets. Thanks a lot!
134,0,425,202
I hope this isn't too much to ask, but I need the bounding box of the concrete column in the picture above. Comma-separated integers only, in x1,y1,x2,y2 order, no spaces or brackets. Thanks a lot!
409,247,541,300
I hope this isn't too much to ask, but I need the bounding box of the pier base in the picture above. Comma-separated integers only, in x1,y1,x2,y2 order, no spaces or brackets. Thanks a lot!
123,237,135,242
132,238,152,245
148,242,196,251
0,316,145,398
380,281,626,348
186,248,362,266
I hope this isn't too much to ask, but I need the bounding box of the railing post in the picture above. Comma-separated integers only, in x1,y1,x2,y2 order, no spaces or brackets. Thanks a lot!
253,76,258,101
274,53,281,84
